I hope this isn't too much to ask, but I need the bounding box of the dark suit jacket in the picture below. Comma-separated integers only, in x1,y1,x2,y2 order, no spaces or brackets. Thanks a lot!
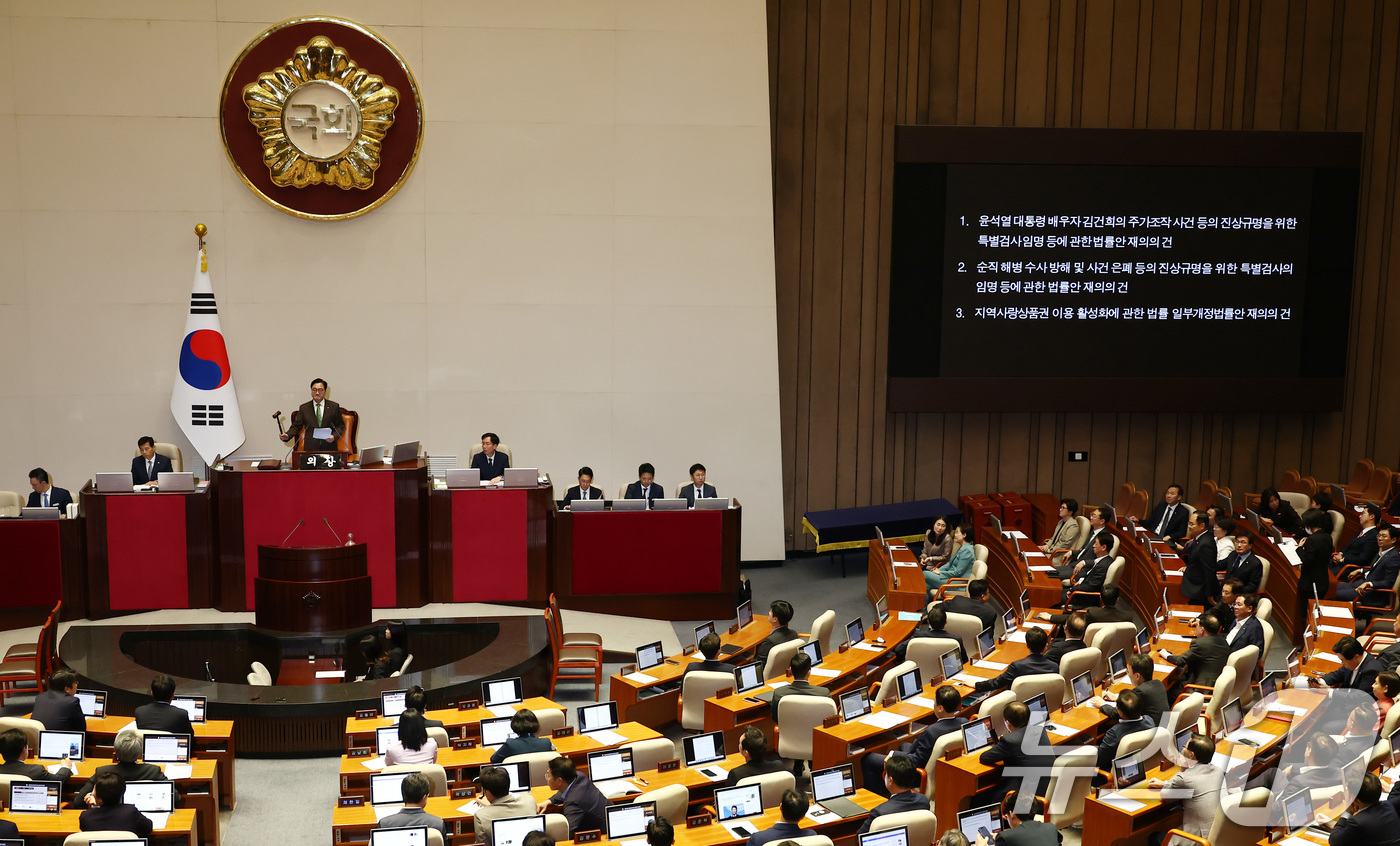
979,724,1058,799
1379,640,1400,673
79,803,154,836
1226,615,1265,657
935,596,997,633
287,399,344,450
27,486,73,510
724,753,788,787
1146,501,1190,540
684,658,731,676
562,485,603,506
679,484,718,506
1166,633,1229,689
747,820,805,846
549,775,608,835
1222,552,1263,594
32,689,85,731
78,761,175,802
1100,679,1169,727
996,820,1063,846
1362,549,1400,605
1341,528,1381,568
0,819,15,839
1259,500,1304,536
770,679,831,712
131,452,174,485
489,734,553,764
1044,639,1087,667
0,759,71,780
1048,604,1134,626
1297,531,1333,606
906,717,964,769
624,482,662,502
975,654,1059,693
857,790,931,835
135,701,194,736
1068,556,1113,605
471,451,510,479
1096,715,1156,772
1180,535,1219,604
1206,600,1236,635
754,626,800,670
1329,800,1400,846
1324,655,1384,692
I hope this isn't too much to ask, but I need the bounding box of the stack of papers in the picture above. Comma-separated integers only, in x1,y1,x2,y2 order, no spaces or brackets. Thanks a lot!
1225,728,1275,747
1158,633,1191,643
893,562,920,569
583,729,627,746
973,660,1009,671
904,695,939,710
1007,531,1028,539
1096,794,1146,812
361,756,386,770
1313,651,1341,663
1319,605,1350,619
1030,565,1057,573
1170,610,1198,618
1045,723,1078,737
1153,664,1175,674
316,670,346,679
810,668,840,678
859,711,909,730
372,805,404,821
1319,624,1353,635
624,672,659,683
1006,631,1028,643
457,799,484,815
950,672,983,686
142,812,171,829
852,642,884,652
487,704,517,718
162,764,193,780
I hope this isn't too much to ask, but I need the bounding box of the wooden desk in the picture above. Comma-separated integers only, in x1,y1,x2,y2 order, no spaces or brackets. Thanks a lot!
31,757,220,846
81,484,213,617
345,697,566,750
0,808,196,846
82,717,236,810
608,619,773,729
428,484,555,604
0,516,87,624
1106,524,1188,625
867,542,926,614
982,533,1064,611
332,787,554,845
338,722,663,796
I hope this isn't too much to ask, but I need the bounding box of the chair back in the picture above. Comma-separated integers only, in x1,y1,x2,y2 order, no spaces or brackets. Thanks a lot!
870,810,938,843
1256,597,1273,624
534,708,566,735
1280,491,1311,512
1383,704,1400,739
637,783,690,824
680,671,735,730
1073,515,1091,548
973,544,989,563
467,442,515,466
1194,480,1220,513
249,661,272,685
905,638,963,683
1203,667,1237,734
1114,483,1137,520
775,696,836,762
925,732,964,798
380,763,448,797
1045,745,1097,826
977,690,1017,729
0,774,31,796
1370,738,1392,771
1210,786,1273,845
62,834,141,846
736,770,796,807
1166,693,1205,736
764,639,803,681
809,610,836,655
426,830,444,846
1088,623,1136,678
544,814,571,842
621,737,676,773
1225,646,1259,706
0,717,43,751
398,654,414,676
0,490,25,516
871,661,919,705
1010,674,1065,712
503,750,559,787
1104,557,1126,588
1115,726,1167,765
1257,559,1271,595
943,613,985,655
427,727,450,751
1330,510,1345,547
1058,647,1103,702
1368,466,1393,501
1348,459,1377,491
787,837,835,846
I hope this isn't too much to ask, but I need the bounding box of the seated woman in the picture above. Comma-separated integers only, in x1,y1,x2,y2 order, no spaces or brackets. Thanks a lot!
382,621,408,674
925,524,974,594
361,634,393,681
79,773,154,837
918,516,952,569
1256,487,1303,536
489,708,554,764
386,709,438,765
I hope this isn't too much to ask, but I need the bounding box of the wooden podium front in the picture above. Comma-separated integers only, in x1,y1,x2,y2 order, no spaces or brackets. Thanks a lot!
254,544,371,632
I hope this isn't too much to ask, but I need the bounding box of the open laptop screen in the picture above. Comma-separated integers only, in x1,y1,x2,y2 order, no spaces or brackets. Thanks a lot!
846,618,864,645
811,765,856,801
76,689,106,719
171,695,206,723
578,702,619,733
713,784,764,821
370,771,410,805
491,815,547,846
840,690,871,721
896,668,922,701
737,601,753,628
734,662,763,694
143,734,192,764
957,804,1004,843
683,731,726,766
9,781,61,814
376,725,400,755
961,717,996,754
483,678,524,707
1113,753,1145,788
976,628,995,659
605,801,657,840
1071,672,1094,705
370,828,429,846
124,781,175,813
801,641,824,667
859,826,909,846
480,717,517,748
381,689,408,718
37,730,83,761
941,649,963,681
636,641,664,672
694,622,717,647
587,748,635,782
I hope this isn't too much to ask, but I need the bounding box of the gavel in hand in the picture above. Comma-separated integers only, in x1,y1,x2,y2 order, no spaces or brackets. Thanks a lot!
273,410,287,441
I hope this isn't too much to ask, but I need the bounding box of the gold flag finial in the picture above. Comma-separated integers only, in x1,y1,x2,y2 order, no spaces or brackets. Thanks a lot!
195,223,208,271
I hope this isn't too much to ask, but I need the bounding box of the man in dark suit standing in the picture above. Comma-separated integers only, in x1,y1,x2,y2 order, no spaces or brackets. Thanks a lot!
679,463,718,506
135,675,195,736
471,433,510,482
27,468,73,510
32,669,84,731
1221,534,1263,595
562,466,603,507
754,600,800,671
1045,613,1090,666
856,754,931,834
280,378,344,452
1161,614,1229,699
1225,594,1266,662
625,463,661,503
980,701,1058,804
933,579,997,633
130,436,174,486
537,757,608,836
1144,484,1190,541
1312,636,1383,695
1179,514,1220,608
860,685,964,794
1063,535,1113,608
974,628,1058,694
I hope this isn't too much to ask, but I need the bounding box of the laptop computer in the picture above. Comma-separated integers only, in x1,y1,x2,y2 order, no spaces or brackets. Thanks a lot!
839,690,871,722
895,667,922,701
1280,789,1313,832
8,781,61,814
612,498,647,512
1112,752,1146,788
480,717,518,749
683,731,727,779
445,468,481,488
1135,627,1151,653
1001,608,1017,639
483,677,524,712
845,617,864,647
125,780,175,828
587,748,637,793
1107,649,1128,681
859,825,910,846
359,445,388,466
811,764,864,817
376,725,401,755
651,498,687,511
76,689,106,719
961,716,997,754
20,507,60,519
142,734,192,764
578,702,620,737
605,801,657,843
1024,693,1049,726
171,695,206,724
493,760,531,792
694,621,717,648
157,472,195,492
1070,671,1095,705
503,468,538,488
635,641,665,672
491,815,547,846
96,472,135,492
390,441,420,464
369,771,411,819
941,649,963,682
957,803,1004,843
370,827,429,846
572,498,606,512
37,730,83,761
875,595,889,627
1018,589,1030,619
801,640,824,667
976,627,995,660
695,497,730,511
381,689,408,718
713,783,766,839
734,662,768,700
737,600,754,629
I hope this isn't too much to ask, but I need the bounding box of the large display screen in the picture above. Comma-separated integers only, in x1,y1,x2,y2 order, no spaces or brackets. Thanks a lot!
888,126,1361,411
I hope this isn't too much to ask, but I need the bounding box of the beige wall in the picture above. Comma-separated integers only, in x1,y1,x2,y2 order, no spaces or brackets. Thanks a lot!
0,0,786,560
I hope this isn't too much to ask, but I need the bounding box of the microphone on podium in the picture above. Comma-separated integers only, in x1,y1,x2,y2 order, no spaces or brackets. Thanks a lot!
281,519,305,548
323,517,344,545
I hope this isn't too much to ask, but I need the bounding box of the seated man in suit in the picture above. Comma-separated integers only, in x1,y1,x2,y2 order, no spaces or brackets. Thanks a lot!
562,466,603,507
1039,498,1081,556
1271,733,1344,795
1339,525,1400,609
0,727,72,780
1044,612,1089,666
684,633,731,676
724,727,787,786
135,674,195,736
624,463,661,503
746,788,808,846
1336,504,1386,571
1094,653,1170,727
1095,689,1155,778
375,772,446,837
471,432,510,482
77,730,176,804
1055,506,1113,579
1145,734,1225,846
131,436,174,487
1224,593,1266,661
754,600,800,671
980,701,1058,805
896,606,967,663
1160,613,1228,700
280,378,344,451
976,792,1061,846
680,463,718,506
856,753,931,834
974,627,1057,694
1324,772,1400,846
1220,533,1263,595
537,756,608,836
1040,585,1134,627
1177,513,1221,608
474,766,539,845
646,818,674,846
1378,609,1400,672
933,579,997,633
32,668,85,731
1062,534,1113,608
78,773,154,836
1311,636,1383,695
860,684,963,796
27,467,73,510
1144,483,1190,541
769,651,830,712
1205,578,1243,637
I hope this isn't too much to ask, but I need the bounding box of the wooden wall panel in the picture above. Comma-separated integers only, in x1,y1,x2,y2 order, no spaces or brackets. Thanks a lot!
771,0,1400,550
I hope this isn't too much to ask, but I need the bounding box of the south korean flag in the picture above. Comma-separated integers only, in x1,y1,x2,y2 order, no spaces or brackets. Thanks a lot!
170,244,245,463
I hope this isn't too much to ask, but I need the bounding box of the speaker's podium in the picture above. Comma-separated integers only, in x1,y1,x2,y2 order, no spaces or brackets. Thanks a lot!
254,543,371,631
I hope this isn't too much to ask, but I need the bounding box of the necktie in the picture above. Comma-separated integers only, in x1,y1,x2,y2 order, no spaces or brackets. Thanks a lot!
42,492,48,508
316,402,322,426
582,489,588,500
147,459,154,479
1158,505,1173,535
